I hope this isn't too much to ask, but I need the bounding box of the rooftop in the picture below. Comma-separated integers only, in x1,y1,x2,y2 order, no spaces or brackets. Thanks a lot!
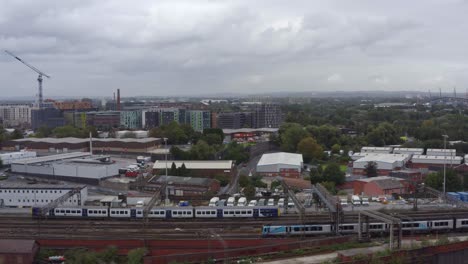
412,155,462,160
0,239,37,254
152,175,214,186
354,153,410,164
0,180,86,189
12,137,160,144
153,160,233,170
257,152,303,166
356,176,404,189
223,128,279,134
11,152,91,165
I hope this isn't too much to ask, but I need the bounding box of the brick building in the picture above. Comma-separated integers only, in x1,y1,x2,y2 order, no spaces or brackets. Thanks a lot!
353,176,406,196
144,175,220,196
152,160,234,178
0,239,39,263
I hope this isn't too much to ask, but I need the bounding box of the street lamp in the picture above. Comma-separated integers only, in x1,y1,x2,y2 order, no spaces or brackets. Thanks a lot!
442,134,449,198
164,138,169,206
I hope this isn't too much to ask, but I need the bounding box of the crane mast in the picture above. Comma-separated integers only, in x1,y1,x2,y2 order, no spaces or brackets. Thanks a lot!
4,50,50,108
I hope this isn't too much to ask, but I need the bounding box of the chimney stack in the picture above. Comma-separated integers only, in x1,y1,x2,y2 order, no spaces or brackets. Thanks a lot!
117,89,121,111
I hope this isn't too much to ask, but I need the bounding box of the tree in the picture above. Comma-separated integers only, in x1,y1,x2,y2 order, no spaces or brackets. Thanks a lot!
331,144,341,154
10,129,23,140
214,174,229,187
127,247,147,264
170,146,191,160
321,181,337,195
280,123,309,152
203,128,224,142
239,175,250,188
190,140,215,160
224,142,249,165
309,165,324,184
178,163,190,176
322,162,345,185
243,185,256,198
297,137,323,163
425,169,462,192
364,161,378,177
271,180,282,190
169,162,178,175
97,245,118,263
202,133,223,145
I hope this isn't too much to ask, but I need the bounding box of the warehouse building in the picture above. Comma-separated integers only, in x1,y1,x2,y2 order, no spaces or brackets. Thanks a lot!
353,176,406,196
144,175,220,197
2,137,161,154
353,154,410,176
0,151,36,165
152,160,234,178
392,148,424,155
426,148,457,156
11,152,120,185
361,147,393,154
409,155,463,170
0,181,87,207
257,152,303,178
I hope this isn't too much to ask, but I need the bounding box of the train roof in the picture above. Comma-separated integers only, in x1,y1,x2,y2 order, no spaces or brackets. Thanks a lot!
196,206,278,210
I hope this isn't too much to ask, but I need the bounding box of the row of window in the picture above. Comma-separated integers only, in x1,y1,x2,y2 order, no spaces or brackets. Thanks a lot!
110,210,129,215
56,209,82,214
196,211,216,215
224,210,252,215
461,220,468,225
0,189,65,194
402,223,420,228
340,225,355,230
434,222,449,226
9,199,78,203
293,226,323,232
173,211,192,215
88,210,107,214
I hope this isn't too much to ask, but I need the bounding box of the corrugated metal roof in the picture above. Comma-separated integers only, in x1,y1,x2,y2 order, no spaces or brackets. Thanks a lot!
257,152,303,167
154,175,213,186
354,153,410,164
153,160,233,170
12,137,160,144
0,239,36,253
223,128,279,134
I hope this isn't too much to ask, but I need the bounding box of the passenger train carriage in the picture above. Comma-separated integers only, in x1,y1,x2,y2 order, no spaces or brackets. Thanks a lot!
262,218,462,236
36,206,280,219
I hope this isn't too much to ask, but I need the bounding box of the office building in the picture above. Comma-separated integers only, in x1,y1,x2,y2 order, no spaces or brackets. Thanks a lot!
252,104,282,128
217,112,253,129
31,107,65,130
187,110,211,132
0,104,31,127
120,110,142,129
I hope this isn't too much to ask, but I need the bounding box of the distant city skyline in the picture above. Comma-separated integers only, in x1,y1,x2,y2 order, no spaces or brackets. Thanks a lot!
1,0,468,97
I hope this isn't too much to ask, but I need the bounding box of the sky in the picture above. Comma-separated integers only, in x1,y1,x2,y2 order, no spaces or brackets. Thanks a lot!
1,0,468,98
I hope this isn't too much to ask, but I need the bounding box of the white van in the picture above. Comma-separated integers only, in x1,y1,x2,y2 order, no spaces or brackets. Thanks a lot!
278,198,285,208
237,197,247,206
361,197,370,206
267,198,275,206
227,197,236,207
352,195,361,206
248,200,258,207
209,197,220,207
340,198,348,207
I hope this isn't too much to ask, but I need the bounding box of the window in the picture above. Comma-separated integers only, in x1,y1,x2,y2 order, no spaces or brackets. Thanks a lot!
434,222,448,227
235,211,240,214
461,220,468,225
66,210,70,213
137,211,142,215
197,211,201,215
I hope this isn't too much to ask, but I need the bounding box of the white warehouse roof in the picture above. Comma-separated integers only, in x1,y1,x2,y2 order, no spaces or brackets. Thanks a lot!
361,147,393,153
393,148,424,155
411,155,463,165
257,152,303,167
426,149,456,156
353,154,410,170
153,160,233,170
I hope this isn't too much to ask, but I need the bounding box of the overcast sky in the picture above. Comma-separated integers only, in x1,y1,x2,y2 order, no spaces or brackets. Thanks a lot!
1,0,468,98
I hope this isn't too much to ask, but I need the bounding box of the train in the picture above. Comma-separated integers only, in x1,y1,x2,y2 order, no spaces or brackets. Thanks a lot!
32,206,280,219
262,218,468,236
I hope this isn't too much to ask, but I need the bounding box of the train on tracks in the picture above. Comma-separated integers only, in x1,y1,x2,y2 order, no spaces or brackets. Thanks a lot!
262,218,468,236
32,206,280,219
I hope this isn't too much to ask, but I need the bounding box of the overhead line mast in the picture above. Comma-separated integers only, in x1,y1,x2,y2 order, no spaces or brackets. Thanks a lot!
4,50,51,108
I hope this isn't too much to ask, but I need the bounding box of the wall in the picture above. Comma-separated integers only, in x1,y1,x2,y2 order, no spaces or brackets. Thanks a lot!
0,187,86,207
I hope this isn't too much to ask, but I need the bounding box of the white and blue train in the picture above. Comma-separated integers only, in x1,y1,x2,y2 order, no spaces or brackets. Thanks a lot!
262,218,468,236
33,206,280,219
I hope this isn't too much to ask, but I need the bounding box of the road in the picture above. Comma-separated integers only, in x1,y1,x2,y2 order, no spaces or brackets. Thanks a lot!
221,155,262,195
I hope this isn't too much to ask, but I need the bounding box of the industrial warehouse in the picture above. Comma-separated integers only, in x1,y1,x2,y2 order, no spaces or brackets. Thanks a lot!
2,137,162,154
10,152,121,184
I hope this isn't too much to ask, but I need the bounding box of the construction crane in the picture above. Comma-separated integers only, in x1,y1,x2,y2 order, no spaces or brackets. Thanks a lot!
4,50,50,108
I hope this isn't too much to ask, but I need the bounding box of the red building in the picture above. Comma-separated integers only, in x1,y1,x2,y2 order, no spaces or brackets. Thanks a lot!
0,239,39,264
353,176,406,196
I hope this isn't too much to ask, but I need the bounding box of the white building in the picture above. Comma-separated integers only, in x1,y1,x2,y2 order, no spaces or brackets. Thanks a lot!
353,153,410,175
361,147,393,154
256,152,303,178
0,183,87,208
426,149,456,157
0,104,31,127
0,151,36,165
115,130,148,138
411,155,463,165
392,148,424,155
11,152,120,185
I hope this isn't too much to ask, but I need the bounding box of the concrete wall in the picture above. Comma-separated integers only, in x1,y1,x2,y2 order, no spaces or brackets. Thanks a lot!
0,187,86,207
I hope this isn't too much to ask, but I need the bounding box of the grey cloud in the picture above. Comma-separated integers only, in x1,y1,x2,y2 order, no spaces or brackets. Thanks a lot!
1,0,468,97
